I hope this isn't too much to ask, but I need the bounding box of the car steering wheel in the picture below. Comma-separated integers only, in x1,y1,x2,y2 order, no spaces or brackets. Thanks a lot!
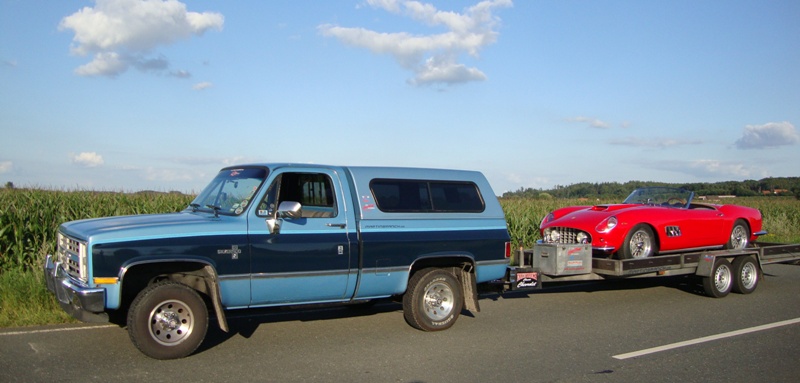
666,197,685,206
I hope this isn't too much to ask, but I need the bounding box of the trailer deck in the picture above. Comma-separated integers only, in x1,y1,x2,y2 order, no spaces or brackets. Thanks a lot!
506,242,800,297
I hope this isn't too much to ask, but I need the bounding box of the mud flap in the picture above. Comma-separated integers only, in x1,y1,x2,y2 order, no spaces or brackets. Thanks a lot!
203,265,229,333
459,267,480,313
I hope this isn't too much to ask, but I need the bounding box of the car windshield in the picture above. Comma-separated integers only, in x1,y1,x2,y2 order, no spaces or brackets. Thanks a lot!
190,167,268,215
623,187,694,208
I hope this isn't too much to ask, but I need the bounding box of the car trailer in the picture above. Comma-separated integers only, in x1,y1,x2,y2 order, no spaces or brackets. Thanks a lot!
505,242,800,298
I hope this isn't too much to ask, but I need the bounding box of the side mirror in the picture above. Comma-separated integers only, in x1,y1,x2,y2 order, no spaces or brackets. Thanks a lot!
276,201,302,219
265,201,303,234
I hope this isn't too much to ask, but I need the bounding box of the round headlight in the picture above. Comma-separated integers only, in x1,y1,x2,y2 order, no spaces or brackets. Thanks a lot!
576,232,588,244
544,228,560,243
596,216,618,233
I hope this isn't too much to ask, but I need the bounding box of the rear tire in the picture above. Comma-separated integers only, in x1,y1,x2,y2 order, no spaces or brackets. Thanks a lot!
731,256,760,294
619,224,657,259
702,258,733,298
403,268,463,332
127,281,208,360
725,219,750,250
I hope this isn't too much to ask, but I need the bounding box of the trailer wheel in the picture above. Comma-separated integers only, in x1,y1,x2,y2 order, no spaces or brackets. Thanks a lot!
620,224,657,259
724,219,750,250
702,258,733,298
403,268,463,332
127,281,208,359
731,256,760,294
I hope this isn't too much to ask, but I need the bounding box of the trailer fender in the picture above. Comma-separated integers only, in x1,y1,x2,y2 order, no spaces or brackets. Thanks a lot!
695,254,718,277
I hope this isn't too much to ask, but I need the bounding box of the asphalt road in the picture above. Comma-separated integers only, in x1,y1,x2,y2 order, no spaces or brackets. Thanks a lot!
2,263,799,383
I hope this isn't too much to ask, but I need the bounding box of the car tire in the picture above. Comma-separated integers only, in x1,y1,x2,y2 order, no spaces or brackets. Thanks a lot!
619,224,657,259
702,257,733,298
724,219,750,250
403,268,463,332
731,256,760,294
127,281,208,360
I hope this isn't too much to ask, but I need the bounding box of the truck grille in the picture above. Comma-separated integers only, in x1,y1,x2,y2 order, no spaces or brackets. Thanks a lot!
57,232,88,283
542,227,591,244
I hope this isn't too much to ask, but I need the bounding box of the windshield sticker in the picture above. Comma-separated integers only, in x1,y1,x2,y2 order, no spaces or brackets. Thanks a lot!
229,169,243,176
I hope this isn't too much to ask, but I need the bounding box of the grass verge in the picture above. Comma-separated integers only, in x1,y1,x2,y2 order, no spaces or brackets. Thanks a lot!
0,268,76,327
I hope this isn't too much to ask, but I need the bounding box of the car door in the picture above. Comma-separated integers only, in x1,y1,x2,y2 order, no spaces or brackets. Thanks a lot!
247,168,357,305
656,206,724,251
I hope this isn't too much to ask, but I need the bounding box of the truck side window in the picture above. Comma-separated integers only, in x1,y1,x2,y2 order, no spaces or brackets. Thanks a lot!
258,172,337,218
370,179,484,213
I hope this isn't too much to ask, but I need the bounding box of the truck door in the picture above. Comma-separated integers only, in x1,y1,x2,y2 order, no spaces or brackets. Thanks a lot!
247,168,357,305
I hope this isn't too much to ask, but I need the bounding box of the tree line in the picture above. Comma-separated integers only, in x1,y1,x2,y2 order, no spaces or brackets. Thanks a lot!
502,177,800,200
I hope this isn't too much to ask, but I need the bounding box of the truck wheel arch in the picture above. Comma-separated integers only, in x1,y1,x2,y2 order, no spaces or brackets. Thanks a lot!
120,260,229,332
407,255,480,313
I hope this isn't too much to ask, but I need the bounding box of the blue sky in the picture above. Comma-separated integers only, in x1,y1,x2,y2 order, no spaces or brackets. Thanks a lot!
1,0,798,194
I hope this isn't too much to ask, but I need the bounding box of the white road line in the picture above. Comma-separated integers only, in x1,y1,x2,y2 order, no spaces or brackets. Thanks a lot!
613,317,800,360
0,324,116,337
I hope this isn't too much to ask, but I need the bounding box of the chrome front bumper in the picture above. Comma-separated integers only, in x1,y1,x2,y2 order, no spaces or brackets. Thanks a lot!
44,254,108,323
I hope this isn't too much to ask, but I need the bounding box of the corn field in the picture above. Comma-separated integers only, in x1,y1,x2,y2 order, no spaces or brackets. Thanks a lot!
0,189,193,273
1,189,799,274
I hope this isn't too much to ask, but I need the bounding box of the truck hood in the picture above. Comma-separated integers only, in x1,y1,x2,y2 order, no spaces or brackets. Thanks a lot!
60,211,233,244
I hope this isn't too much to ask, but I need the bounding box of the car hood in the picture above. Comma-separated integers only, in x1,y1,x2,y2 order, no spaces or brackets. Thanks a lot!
59,211,234,244
547,204,640,229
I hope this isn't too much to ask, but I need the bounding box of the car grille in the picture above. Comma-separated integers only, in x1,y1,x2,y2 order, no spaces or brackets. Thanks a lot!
57,232,88,283
543,227,591,244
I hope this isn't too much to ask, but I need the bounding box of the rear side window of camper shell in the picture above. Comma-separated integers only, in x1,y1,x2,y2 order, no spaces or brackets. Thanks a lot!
369,179,485,213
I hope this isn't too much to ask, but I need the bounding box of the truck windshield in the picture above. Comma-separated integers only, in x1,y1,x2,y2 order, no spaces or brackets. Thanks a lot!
190,167,268,215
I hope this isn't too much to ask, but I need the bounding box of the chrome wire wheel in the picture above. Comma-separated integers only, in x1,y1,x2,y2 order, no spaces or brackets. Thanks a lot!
148,299,195,346
729,223,749,249
421,281,454,322
629,229,653,258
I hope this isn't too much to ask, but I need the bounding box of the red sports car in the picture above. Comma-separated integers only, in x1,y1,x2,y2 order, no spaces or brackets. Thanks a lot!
539,187,766,259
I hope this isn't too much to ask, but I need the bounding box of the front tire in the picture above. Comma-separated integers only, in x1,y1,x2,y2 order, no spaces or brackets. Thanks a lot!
403,268,463,332
620,224,657,259
725,219,750,250
731,256,760,294
127,281,208,359
702,258,733,298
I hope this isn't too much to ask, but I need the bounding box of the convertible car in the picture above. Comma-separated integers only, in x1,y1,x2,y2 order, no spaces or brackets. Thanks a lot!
539,187,766,259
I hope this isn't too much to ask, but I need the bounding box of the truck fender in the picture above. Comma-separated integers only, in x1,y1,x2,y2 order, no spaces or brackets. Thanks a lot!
122,260,229,333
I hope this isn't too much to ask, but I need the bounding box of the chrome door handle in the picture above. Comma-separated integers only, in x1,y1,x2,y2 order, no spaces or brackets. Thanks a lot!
326,223,346,228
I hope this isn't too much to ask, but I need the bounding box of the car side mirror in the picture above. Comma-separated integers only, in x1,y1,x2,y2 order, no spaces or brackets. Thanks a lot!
265,201,303,234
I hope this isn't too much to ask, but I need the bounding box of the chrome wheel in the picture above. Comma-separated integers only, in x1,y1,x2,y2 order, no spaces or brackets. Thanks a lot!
712,262,732,293
738,261,758,291
629,229,653,258
403,268,463,331
148,299,195,346
703,258,734,298
728,223,749,249
422,281,455,322
128,281,208,359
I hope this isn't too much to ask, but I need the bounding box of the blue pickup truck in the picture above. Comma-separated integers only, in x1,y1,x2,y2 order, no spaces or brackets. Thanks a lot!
45,164,511,359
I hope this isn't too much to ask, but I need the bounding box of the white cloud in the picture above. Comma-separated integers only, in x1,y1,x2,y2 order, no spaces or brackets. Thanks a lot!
319,0,512,86
734,121,799,149
0,161,12,173
566,116,610,129
59,0,224,77
72,152,105,167
609,137,704,148
192,81,213,91
648,159,767,180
